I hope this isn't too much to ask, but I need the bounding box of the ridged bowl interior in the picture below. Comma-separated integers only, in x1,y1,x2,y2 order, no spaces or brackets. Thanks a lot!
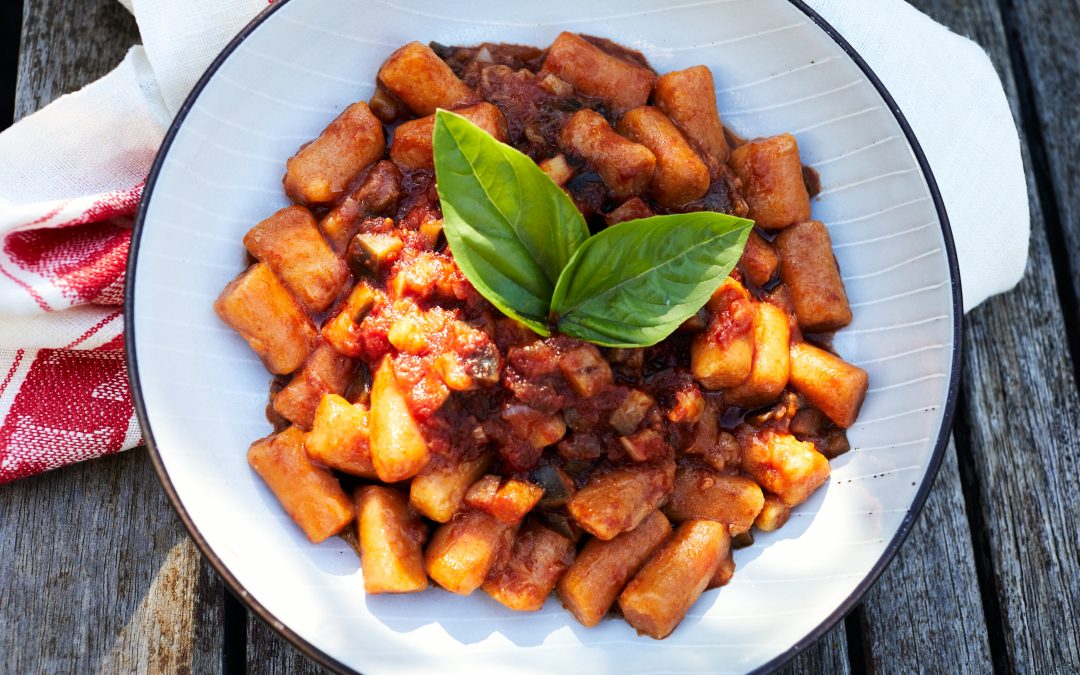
129,1,959,672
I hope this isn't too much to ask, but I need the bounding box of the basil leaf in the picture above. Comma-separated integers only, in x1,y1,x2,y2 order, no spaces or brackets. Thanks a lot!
550,213,753,348
434,109,590,335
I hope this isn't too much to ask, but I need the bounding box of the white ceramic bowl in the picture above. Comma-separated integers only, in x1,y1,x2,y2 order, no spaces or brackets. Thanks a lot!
127,1,962,672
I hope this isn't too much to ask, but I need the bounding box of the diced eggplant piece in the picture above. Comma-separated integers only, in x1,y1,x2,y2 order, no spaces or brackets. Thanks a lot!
557,510,671,627
319,161,402,254
369,82,409,123
685,407,742,473
666,386,705,424
350,231,404,278
567,463,674,540
739,428,830,507
560,109,656,201
788,342,869,428
738,231,780,288
483,521,576,612
653,65,730,178
215,263,318,375
390,102,509,171
321,281,382,358
774,220,853,332
618,519,729,639
725,301,791,408
243,206,348,313
617,106,710,208
356,486,428,594
604,197,655,227
731,530,754,549
464,476,544,524
618,429,671,463
368,356,430,482
609,389,655,435
558,343,614,398
386,307,449,355
377,41,480,116
539,154,575,186
663,467,764,535
419,218,444,249
729,133,811,230
273,343,356,429
247,427,353,543
539,32,655,116
501,404,568,449
304,394,376,478
425,509,514,595
410,452,493,523
754,493,792,532
691,277,756,389
531,464,576,509
284,101,385,205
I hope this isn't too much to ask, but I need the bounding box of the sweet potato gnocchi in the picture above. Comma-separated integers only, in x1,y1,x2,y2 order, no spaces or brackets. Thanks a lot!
215,34,868,639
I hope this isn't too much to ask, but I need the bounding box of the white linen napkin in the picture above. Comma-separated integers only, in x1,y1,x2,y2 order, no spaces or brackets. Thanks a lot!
0,0,1028,482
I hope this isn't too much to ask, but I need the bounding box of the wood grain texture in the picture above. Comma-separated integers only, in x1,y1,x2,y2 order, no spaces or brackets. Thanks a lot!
15,0,138,120
249,616,331,675
861,439,992,670
1,3,225,674
0,451,224,673
1002,0,1080,335
778,622,851,675
908,0,1080,671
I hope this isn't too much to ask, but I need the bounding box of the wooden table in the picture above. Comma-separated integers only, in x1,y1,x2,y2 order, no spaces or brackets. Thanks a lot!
3,1,1078,672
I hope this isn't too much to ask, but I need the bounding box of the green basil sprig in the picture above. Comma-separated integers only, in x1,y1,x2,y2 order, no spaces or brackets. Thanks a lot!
433,109,753,348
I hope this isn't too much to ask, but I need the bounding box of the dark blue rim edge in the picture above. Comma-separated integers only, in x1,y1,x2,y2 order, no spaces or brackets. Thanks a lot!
123,1,964,673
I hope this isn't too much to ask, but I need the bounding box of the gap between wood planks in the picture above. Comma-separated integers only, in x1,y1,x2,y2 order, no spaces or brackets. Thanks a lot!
997,0,1080,391
0,2,23,129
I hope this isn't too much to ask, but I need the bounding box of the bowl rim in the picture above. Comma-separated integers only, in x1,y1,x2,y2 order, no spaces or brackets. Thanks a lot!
124,1,964,672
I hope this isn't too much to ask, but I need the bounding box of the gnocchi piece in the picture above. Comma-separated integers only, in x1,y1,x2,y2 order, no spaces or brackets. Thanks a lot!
247,427,353,543
617,106,710,209
410,452,493,523
559,109,656,201
356,486,428,593
754,493,792,532
725,301,791,408
540,32,656,116
567,463,674,540
788,342,869,428
618,519,729,639
390,102,509,171
557,510,671,627
377,41,480,116
483,521,576,611
305,394,376,477
273,343,356,430
739,428,830,507
738,231,780,288
425,509,514,595
663,467,764,535
691,277,756,389
774,220,853,332
653,65,730,178
368,356,430,482
215,263,318,375
729,133,811,230
284,102,385,205
707,536,736,589
243,206,347,313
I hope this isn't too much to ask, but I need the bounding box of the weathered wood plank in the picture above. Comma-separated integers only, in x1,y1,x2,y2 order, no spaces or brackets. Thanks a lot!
861,439,992,670
248,616,331,674
906,0,1080,671
1004,0,1080,348
0,2,225,673
778,622,851,675
0,451,224,673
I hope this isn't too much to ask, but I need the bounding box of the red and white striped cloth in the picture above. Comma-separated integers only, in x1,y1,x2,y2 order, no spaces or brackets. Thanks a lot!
0,0,1029,483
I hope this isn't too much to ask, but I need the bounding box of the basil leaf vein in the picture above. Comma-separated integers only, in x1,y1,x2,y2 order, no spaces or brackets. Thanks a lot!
550,213,753,348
